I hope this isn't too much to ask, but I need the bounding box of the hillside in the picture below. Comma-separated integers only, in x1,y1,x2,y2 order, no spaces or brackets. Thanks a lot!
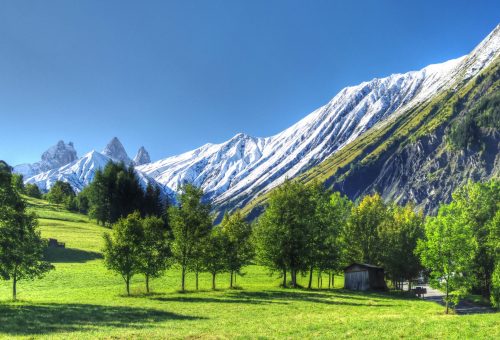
243,48,500,219
0,199,499,338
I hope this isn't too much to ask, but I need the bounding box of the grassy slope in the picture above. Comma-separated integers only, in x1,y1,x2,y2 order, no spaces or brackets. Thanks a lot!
0,198,498,339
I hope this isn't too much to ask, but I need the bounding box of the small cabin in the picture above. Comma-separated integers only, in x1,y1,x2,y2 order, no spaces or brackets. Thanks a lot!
344,263,386,291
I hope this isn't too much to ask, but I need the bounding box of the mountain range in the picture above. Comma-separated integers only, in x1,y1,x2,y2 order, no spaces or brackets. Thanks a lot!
14,24,500,219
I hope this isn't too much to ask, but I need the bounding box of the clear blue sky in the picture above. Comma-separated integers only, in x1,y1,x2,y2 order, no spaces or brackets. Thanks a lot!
1,0,499,165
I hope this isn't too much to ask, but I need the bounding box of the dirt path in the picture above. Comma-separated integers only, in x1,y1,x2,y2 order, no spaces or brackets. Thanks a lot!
422,285,496,315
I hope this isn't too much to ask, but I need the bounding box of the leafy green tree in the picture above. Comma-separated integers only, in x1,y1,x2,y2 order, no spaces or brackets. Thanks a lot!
11,174,24,193
76,187,91,214
451,180,499,298
169,184,212,292
103,212,144,295
25,183,42,199
253,180,314,288
306,186,351,289
489,208,500,308
203,227,228,290
417,202,477,314
220,211,253,288
144,183,164,217
0,161,54,300
345,193,389,265
379,204,424,290
47,180,75,204
88,169,110,225
139,216,172,293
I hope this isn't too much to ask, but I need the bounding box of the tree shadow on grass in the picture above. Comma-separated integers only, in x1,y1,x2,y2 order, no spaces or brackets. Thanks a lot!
44,248,103,263
227,290,393,307
150,295,287,305
0,302,204,336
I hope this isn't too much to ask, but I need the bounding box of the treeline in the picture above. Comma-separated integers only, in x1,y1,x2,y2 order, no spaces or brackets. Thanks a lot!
103,184,253,294
254,179,500,313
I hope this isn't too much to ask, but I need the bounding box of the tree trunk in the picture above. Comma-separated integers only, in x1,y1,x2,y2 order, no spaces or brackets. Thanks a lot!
328,272,331,289
146,274,150,293
308,266,313,289
230,271,233,289
291,269,297,288
445,279,449,314
126,276,130,296
283,269,287,288
196,271,199,290
212,273,216,290
12,273,17,301
181,266,186,292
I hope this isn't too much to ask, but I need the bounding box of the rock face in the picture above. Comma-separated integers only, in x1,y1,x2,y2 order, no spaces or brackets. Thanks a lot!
14,140,77,178
102,137,131,164
133,146,151,166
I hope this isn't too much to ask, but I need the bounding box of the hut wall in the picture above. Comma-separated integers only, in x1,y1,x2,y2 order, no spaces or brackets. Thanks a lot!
344,270,370,291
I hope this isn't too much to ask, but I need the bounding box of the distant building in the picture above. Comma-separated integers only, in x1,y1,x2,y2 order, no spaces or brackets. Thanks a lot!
344,263,386,291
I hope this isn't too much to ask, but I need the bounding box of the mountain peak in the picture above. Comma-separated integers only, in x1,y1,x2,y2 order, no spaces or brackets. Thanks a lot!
133,146,151,166
102,137,131,164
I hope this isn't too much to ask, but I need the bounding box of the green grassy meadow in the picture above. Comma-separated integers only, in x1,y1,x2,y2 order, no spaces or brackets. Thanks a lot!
0,198,498,339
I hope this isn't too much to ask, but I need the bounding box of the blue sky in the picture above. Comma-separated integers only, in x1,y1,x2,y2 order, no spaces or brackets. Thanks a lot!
1,0,499,165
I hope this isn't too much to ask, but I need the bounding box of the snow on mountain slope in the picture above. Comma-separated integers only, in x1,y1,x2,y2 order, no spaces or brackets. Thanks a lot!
138,25,500,210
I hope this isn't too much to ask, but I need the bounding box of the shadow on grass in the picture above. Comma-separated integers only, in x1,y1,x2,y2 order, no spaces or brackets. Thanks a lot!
44,247,103,263
227,290,393,307
0,302,204,336
150,295,287,305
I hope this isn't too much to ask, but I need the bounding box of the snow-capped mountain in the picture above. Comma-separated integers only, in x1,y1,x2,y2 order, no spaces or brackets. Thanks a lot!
14,140,77,178
25,148,172,198
138,25,500,210
133,146,151,166
102,137,132,164
17,25,500,214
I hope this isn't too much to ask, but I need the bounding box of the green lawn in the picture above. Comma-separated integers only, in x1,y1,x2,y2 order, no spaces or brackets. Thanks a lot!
0,198,498,339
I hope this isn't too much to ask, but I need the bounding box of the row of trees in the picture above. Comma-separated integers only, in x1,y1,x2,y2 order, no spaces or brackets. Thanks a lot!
103,184,253,294
0,162,53,300
253,180,424,290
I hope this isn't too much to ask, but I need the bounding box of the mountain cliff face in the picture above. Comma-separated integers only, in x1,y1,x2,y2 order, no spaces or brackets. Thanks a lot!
133,146,151,166
13,140,77,178
102,137,131,164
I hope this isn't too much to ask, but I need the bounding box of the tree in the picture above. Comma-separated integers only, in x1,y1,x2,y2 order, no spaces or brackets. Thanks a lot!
253,180,314,288
451,180,499,298
169,184,212,292
417,202,477,314
345,193,388,265
143,183,164,217
103,212,144,295
203,227,228,290
25,183,42,199
306,186,352,289
0,161,54,300
47,180,75,204
11,174,24,193
489,208,500,308
139,216,172,293
220,211,253,288
379,204,424,290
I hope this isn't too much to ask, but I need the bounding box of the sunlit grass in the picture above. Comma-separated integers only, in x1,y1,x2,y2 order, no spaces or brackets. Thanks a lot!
0,198,498,339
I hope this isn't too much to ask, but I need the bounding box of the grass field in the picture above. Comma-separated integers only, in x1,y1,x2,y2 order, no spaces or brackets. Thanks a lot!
0,198,498,339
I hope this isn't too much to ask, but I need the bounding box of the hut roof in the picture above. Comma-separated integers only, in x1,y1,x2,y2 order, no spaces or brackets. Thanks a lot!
343,263,384,271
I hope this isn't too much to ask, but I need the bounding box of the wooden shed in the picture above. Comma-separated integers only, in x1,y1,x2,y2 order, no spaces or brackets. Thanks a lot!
344,263,386,291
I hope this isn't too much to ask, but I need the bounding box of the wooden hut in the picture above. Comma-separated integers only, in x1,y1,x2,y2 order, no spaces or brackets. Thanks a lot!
343,263,386,291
